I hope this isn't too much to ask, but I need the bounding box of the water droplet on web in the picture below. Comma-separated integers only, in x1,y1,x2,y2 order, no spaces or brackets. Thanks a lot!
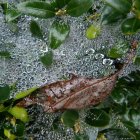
103,59,113,66
95,53,104,60
85,48,95,55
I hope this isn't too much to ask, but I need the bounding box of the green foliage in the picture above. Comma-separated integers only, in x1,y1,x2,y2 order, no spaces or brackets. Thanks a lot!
30,20,43,39
7,22,19,33
0,3,20,23
5,9,21,22
12,121,25,137
101,6,125,25
0,85,11,103
85,109,110,127
104,0,132,14
0,3,8,14
0,51,11,59
49,21,70,49
107,41,129,58
51,117,60,131
101,129,135,140
40,51,54,67
134,46,140,65
129,109,140,127
74,133,89,140
8,106,29,123
102,0,140,34
107,70,140,139
4,129,16,140
61,110,79,127
85,24,100,39
66,0,95,17
17,0,95,18
121,18,140,35
17,1,56,19
55,0,71,9
111,70,140,105
1,1,140,139
0,117,26,140
133,0,140,19
0,99,14,113
0,86,36,139
15,86,38,100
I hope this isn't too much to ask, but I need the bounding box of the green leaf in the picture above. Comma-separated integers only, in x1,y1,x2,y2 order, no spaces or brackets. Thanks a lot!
0,85,11,103
30,20,43,39
104,0,132,14
133,0,140,19
5,9,21,22
85,24,100,39
129,109,140,127
134,57,140,65
74,134,89,140
101,5,126,25
96,134,107,140
55,0,70,8
111,89,125,104
3,120,13,131
10,82,17,91
0,3,8,14
61,110,79,127
15,86,38,100
133,133,140,140
112,70,140,106
17,1,56,18
102,129,135,140
7,22,19,33
85,109,110,127
49,21,70,49
107,41,129,58
122,120,140,139
51,117,60,131
8,106,29,123
0,104,7,112
49,1,58,9
40,51,53,67
122,120,135,130
113,103,128,115
4,129,16,140
12,121,25,137
66,0,95,17
0,99,13,112
0,115,5,138
0,51,11,58
121,17,140,35
134,45,140,65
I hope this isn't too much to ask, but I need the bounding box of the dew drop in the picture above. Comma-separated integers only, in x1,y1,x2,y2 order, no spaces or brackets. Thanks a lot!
85,48,95,55
102,59,113,65
95,53,104,60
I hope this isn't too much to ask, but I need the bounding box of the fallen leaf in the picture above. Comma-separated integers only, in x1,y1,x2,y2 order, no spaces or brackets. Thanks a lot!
16,72,119,112
16,50,135,113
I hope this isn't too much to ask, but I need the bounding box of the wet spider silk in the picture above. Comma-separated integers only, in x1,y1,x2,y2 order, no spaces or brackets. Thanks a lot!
0,0,140,139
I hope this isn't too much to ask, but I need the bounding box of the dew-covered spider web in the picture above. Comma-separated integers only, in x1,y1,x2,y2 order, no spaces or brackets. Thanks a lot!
0,0,140,140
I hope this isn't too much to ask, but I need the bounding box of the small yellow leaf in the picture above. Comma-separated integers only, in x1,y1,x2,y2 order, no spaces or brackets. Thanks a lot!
86,24,100,39
74,121,81,133
15,86,38,100
96,134,107,140
4,129,16,140
8,106,29,123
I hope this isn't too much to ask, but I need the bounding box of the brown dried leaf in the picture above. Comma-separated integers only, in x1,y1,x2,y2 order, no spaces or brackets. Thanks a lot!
16,72,119,113
16,50,135,113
